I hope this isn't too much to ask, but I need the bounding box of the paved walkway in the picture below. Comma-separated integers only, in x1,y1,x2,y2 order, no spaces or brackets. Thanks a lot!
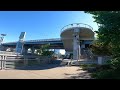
0,60,92,79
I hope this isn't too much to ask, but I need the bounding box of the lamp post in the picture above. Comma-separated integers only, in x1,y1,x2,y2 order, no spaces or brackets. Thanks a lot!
0,34,6,45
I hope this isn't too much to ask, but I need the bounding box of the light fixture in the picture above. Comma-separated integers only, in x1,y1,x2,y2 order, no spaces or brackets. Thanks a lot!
1,34,6,36
0,33,7,44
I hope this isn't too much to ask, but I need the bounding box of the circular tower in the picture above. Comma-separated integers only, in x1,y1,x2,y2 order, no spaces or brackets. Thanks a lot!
60,23,94,60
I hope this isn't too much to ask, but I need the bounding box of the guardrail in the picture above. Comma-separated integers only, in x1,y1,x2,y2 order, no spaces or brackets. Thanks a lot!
61,23,93,33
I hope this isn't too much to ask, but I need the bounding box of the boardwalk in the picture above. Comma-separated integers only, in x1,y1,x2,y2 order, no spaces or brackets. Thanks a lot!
0,60,92,79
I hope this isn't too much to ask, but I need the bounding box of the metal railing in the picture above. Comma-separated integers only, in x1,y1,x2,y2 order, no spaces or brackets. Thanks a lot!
0,51,18,55
61,23,93,33
26,38,61,42
2,41,17,44
0,55,51,70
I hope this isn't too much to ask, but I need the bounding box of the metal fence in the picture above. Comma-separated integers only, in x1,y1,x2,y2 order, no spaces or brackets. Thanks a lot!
0,54,51,70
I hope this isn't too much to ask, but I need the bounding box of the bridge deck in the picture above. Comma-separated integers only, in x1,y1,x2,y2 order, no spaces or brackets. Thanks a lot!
2,38,64,49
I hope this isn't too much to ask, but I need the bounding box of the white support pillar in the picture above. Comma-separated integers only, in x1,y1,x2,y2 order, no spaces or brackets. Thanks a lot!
98,57,103,65
73,28,80,61
78,45,81,60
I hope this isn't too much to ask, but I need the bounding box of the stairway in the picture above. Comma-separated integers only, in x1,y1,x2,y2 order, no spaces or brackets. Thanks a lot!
82,49,94,60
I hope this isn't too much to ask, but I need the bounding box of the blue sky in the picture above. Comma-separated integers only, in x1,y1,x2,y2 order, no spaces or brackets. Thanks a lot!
0,11,98,43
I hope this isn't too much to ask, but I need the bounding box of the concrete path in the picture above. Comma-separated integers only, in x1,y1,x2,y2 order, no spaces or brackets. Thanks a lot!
0,60,92,79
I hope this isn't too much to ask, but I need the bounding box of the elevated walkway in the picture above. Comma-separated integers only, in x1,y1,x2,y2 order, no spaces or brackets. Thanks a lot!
2,38,64,49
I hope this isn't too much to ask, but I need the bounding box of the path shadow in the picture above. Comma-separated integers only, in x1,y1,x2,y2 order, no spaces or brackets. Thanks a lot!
15,60,65,70
64,71,92,79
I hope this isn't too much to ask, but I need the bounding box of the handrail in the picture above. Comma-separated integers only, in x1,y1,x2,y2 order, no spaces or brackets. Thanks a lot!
0,51,18,55
61,23,93,33
24,38,61,42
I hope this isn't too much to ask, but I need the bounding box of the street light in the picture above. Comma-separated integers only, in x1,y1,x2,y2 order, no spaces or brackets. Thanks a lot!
1,34,6,36
0,34,6,45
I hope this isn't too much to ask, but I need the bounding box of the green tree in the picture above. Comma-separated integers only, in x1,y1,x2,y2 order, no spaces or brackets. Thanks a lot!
85,11,120,56
85,11,120,46
85,11,120,78
37,44,54,56
90,40,112,56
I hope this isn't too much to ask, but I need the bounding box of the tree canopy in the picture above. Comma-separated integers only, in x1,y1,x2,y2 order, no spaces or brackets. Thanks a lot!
85,11,120,57
85,11,120,78
37,44,54,56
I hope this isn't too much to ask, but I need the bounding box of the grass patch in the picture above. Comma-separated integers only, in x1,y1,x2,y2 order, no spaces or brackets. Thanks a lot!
28,60,40,66
79,64,120,79
89,64,120,79
15,60,24,67
15,60,40,67
92,69,120,79
80,64,98,70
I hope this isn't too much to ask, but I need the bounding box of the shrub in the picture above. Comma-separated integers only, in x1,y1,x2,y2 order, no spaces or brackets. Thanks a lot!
90,40,112,56
92,69,120,79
